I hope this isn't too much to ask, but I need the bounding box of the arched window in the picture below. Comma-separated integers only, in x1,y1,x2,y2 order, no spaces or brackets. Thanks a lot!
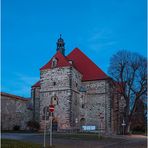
51,95,58,105
51,57,58,68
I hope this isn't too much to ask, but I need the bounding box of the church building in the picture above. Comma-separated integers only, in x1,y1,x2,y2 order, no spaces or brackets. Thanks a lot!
31,35,124,134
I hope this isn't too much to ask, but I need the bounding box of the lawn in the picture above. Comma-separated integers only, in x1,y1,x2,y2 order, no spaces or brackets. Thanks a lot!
1,139,43,148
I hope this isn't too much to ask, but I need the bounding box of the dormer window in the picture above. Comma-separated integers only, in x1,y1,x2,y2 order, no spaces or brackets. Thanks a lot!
51,57,58,68
68,60,73,65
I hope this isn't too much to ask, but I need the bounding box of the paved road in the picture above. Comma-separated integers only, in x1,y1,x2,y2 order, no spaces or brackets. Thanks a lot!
1,133,147,148
103,135,147,148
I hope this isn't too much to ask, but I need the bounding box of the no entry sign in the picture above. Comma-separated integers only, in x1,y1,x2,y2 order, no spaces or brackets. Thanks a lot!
49,105,54,112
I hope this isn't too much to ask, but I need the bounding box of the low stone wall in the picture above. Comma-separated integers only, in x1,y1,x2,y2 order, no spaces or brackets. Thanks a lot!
1,93,32,130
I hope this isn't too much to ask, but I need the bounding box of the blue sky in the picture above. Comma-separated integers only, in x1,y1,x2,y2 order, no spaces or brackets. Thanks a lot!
2,0,147,97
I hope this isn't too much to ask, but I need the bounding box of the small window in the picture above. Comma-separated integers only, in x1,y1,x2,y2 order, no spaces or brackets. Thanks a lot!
53,82,56,86
76,83,78,87
82,104,85,108
51,57,58,68
68,60,73,64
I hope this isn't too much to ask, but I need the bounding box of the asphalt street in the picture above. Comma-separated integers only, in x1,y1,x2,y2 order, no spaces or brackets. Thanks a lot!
1,133,147,148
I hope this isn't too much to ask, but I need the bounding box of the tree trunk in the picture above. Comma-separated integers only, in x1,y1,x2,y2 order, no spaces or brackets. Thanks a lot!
125,97,139,134
124,97,130,134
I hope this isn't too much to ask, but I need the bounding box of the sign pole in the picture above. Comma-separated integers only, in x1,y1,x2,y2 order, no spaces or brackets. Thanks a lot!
123,124,124,135
49,104,54,147
100,119,102,137
98,122,99,138
122,119,126,135
43,107,47,148
50,112,52,147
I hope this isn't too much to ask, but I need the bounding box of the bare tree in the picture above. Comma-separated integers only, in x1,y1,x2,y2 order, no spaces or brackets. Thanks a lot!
108,50,147,133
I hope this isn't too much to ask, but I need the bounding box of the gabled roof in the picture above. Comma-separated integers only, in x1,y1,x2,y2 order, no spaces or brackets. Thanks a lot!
67,48,109,81
39,48,109,82
40,51,71,70
32,81,40,88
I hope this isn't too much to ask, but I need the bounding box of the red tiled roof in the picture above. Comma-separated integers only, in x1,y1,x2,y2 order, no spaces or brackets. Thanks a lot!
32,80,40,88
0,92,29,101
40,51,71,70
39,48,109,81
67,48,109,81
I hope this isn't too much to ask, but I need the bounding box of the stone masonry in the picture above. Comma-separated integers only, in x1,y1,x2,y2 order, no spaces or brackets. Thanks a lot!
31,36,124,134
1,92,32,130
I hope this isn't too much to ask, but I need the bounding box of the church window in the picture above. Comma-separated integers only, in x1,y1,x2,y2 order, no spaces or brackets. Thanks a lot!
51,57,58,68
82,104,85,108
53,82,56,86
76,83,78,87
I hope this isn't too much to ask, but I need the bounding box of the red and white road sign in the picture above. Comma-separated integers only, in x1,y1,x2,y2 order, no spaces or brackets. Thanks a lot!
49,105,54,112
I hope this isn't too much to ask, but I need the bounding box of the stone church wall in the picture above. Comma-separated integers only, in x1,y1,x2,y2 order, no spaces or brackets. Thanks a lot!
32,65,120,134
40,67,71,91
40,67,72,130
40,90,71,130
79,80,112,133
38,66,114,133
69,67,82,128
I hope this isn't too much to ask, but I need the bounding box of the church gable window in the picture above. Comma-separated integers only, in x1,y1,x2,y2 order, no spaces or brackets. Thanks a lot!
68,60,73,65
51,57,58,68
